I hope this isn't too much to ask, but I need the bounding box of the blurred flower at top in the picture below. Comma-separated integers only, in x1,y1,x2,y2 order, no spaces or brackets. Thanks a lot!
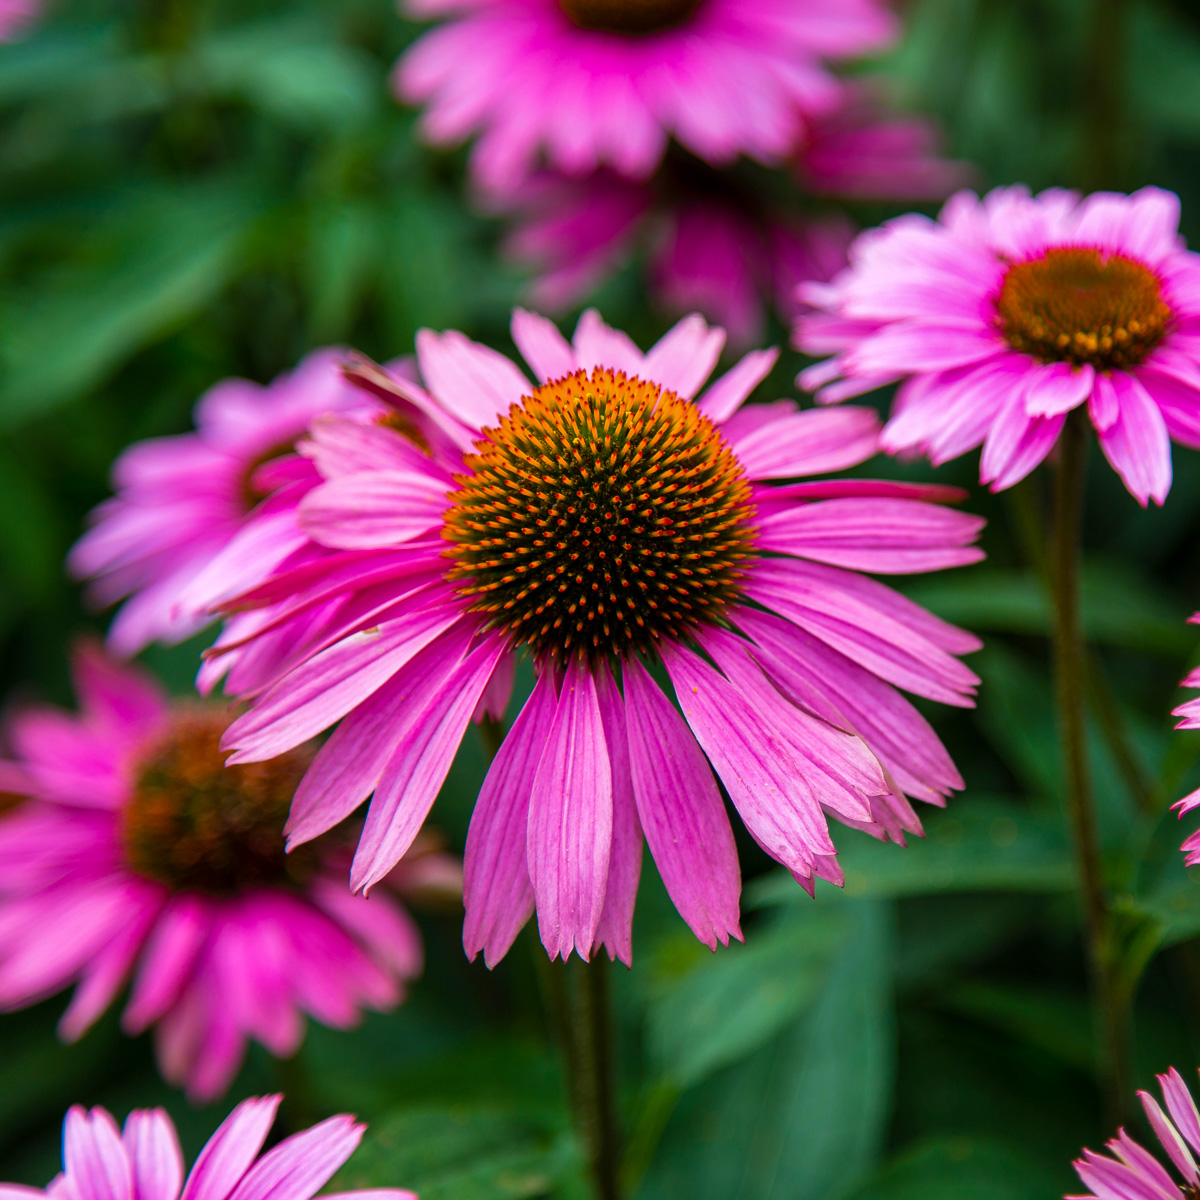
1071,1065,1200,1199
0,644,453,1101
496,89,967,347
68,350,375,656
211,307,984,967
796,185,1200,506
0,0,39,40
395,0,897,195
11,1095,415,1200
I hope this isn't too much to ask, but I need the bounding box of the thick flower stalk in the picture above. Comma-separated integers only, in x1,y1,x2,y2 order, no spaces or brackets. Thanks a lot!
0,645,450,1101
1072,1066,1200,1200
69,350,378,655
2,1095,415,1200
215,308,984,966
396,0,897,195
796,185,1200,506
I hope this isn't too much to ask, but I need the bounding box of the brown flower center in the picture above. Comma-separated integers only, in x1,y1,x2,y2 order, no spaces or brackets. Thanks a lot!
559,0,704,35
122,710,315,895
443,367,757,666
995,246,1171,370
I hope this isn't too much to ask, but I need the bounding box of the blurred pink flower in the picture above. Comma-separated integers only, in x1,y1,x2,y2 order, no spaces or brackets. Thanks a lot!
498,96,964,346
0,645,445,1102
69,350,372,656
797,185,1200,505
1172,645,1200,864
213,307,983,967
1071,1066,1200,1200
0,0,39,40
10,1095,415,1200
396,0,897,194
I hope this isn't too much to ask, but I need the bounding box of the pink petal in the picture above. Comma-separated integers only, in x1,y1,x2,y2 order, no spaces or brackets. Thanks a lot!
571,309,644,375
63,1107,132,1200
591,667,642,967
462,673,556,968
122,1111,183,1200
123,895,213,1034
511,308,577,384
226,1117,363,1200
351,635,506,892
1161,1068,1200,1156
979,391,1066,492
528,659,613,962
1094,371,1173,506
415,328,532,431
623,657,741,949
1140,1093,1199,1184
298,471,447,551
727,406,880,479
642,314,725,399
1024,362,1095,418
179,1097,282,1200
695,348,780,423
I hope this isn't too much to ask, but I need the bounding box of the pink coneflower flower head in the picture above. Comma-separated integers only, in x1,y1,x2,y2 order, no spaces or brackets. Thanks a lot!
217,307,984,968
1071,1066,1200,1199
797,185,1200,506
68,350,372,656
11,1096,415,1200
0,645,442,1101
396,0,898,194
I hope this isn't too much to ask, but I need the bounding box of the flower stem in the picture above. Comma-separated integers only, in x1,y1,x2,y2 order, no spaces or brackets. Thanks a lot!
562,957,621,1200
1081,0,1126,190
1051,410,1131,1122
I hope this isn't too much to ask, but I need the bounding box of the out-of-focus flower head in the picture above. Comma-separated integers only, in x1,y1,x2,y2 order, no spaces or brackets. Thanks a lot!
1071,1066,1200,1200
210,307,985,968
0,645,453,1101
496,92,967,347
69,350,379,656
7,1095,415,1200
797,185,1200,506
395,0,898,195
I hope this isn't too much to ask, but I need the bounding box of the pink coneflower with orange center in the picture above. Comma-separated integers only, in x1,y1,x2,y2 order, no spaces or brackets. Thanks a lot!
0,646,449,1101
796,185,1200,505
213,307,985,966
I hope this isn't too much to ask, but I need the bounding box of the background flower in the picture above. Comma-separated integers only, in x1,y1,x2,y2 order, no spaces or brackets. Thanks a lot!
8,1095,415,1200
0,645,447,1101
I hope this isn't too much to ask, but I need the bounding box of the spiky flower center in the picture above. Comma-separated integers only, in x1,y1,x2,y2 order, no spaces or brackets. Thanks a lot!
443,367,757,666
995,246,1171,369
123,711,315,895
559,0,703,35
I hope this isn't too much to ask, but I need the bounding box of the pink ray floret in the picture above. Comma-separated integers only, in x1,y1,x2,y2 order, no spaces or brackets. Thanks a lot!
214,307,985,967
0,645,445,1101
396,0,897,194
1171,639,1200,865
3,1096,415,1200
68,350,377,656
0,0,38,39
797,185,1200,506
1071,1066,1200,1200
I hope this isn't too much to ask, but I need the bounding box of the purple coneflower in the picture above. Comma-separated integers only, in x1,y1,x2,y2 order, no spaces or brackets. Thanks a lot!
3,1095,414,1200
1072,1066,1200,1200
215,308,984,966
797,185,1200,505
0,646,447,1101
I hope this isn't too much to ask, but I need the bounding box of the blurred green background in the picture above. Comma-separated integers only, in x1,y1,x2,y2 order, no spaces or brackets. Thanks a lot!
6,0,1200,1196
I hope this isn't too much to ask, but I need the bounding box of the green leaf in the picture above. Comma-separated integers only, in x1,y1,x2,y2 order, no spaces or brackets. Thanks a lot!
843,1137,1064,1200
330,1108,577,1200
0,183,258,425
646,907,845,1087
747,799,1074,908
640,901,893,1200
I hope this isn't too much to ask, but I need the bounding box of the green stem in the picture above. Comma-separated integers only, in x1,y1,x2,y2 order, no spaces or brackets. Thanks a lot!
1051,411,1131,1122
1081,0,1126,190
567,957,621,1200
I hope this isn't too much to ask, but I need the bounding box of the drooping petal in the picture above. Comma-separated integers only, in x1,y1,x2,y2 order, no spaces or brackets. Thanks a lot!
1094,371,1173,506
623,657,741,949
528,659,613,962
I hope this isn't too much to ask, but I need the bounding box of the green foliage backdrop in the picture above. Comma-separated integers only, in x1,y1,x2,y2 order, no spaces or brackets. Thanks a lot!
5,0,1200,1196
